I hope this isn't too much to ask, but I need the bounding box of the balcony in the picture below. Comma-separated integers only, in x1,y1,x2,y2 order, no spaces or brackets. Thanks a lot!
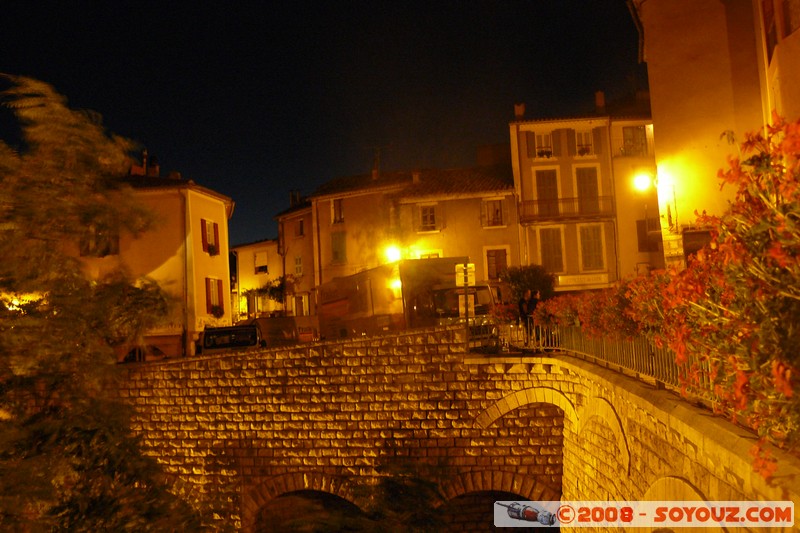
519,196,615,223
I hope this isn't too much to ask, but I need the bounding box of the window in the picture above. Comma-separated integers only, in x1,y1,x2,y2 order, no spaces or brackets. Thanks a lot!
201,219,220,255
482,199,505,227
332,198,344,224
525,131,553,158
539,227,564,273
536,132,552,157
80,224,119,257
576,130,593,156
294,255,303,275
254,251,268,274
486,248,508,280
294,294,308,317
419,252,440,259
331,232,346,263
419,204,438,232
205,277,224,316
622,126,647,156
535,169,559,216
576,167,600,214
295,219,304,237
579,224,605,271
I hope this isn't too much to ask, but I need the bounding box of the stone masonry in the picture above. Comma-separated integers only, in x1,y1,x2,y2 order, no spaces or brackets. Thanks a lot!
118,326,800,531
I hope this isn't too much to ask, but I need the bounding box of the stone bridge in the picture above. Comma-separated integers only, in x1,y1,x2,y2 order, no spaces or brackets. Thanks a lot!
119,327,800,531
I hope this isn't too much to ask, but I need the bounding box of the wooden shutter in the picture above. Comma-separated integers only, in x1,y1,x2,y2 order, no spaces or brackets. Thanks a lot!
525,132,536,158
567,129,576,156
551,129,562,157
216,279,224,312
205,277,213,313
592,127,603,156
201,219,208,252
213,222,220,252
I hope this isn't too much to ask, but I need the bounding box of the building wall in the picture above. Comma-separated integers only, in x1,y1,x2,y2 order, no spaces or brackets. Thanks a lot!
510,118,622,290
232,239,283,320
635,0,769,266
186,188,232,339
397,192,519,290
313,189,400,284
278,207,316,318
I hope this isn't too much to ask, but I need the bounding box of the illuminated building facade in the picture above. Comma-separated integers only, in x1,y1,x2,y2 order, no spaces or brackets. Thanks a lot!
230,237,283,322
509,96,661,291
80,157,234,357
629,0,800,267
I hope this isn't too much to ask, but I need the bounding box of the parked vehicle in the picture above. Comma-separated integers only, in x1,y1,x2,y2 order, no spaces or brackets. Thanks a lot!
196,324,266,355
317,257,499,348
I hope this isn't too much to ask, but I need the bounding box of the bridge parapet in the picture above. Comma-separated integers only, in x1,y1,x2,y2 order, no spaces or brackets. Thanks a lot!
119,327,800,531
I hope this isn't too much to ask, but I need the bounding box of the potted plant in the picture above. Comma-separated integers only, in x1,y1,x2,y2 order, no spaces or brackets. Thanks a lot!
210,305,224,318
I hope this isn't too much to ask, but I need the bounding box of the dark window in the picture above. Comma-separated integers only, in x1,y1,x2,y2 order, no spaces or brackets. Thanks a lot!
486,249,508,280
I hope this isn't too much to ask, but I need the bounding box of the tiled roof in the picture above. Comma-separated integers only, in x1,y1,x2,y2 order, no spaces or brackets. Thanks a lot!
311,165,513,200
311,171,411,197
398,166,513,199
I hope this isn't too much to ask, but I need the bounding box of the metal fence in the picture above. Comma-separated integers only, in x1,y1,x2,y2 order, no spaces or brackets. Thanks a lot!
499,319,718,406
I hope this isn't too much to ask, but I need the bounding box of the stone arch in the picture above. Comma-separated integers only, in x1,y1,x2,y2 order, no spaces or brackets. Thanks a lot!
439,470,561,504
241,472,355,533
473,387,578,430
642,475,708,502
576,395,631,474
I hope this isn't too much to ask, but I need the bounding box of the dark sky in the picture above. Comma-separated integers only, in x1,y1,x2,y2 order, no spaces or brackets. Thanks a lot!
1,1,645,245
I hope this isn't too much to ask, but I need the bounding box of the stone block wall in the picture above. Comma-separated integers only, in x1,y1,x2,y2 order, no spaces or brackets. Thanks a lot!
119,327,800,531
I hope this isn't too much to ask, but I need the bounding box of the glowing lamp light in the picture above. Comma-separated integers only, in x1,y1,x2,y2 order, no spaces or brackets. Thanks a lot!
384,244,402,263
633,172,652,192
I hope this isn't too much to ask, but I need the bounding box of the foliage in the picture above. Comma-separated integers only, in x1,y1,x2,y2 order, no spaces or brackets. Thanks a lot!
0,75,203,528
244,274,295,305
499,264,556,304
536,115,800,464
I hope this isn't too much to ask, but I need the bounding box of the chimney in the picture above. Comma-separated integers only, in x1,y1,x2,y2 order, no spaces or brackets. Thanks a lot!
129,149,148,176
514,103,525,120
146,155,160,177
595,91,606,114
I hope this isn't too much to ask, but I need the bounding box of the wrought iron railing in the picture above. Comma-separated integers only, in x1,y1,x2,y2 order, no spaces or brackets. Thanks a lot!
499,320,718,407
519,196,615,222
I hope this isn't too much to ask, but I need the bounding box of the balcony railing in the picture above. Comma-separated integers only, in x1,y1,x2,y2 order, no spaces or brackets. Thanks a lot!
519,196,615,222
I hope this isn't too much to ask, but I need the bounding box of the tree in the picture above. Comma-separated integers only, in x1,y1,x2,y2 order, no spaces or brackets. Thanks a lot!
499,264,556,304
0,75,204,529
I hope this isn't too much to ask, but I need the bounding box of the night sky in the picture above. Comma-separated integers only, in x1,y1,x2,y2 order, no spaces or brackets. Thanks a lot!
2,1,646,245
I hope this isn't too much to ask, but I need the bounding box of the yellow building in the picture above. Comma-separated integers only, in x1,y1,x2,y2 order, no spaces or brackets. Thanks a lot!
80,159,234,358
629,0,800,266
509,99,661,290
230,237,284,321
308,162,519,290
275,193,315,319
